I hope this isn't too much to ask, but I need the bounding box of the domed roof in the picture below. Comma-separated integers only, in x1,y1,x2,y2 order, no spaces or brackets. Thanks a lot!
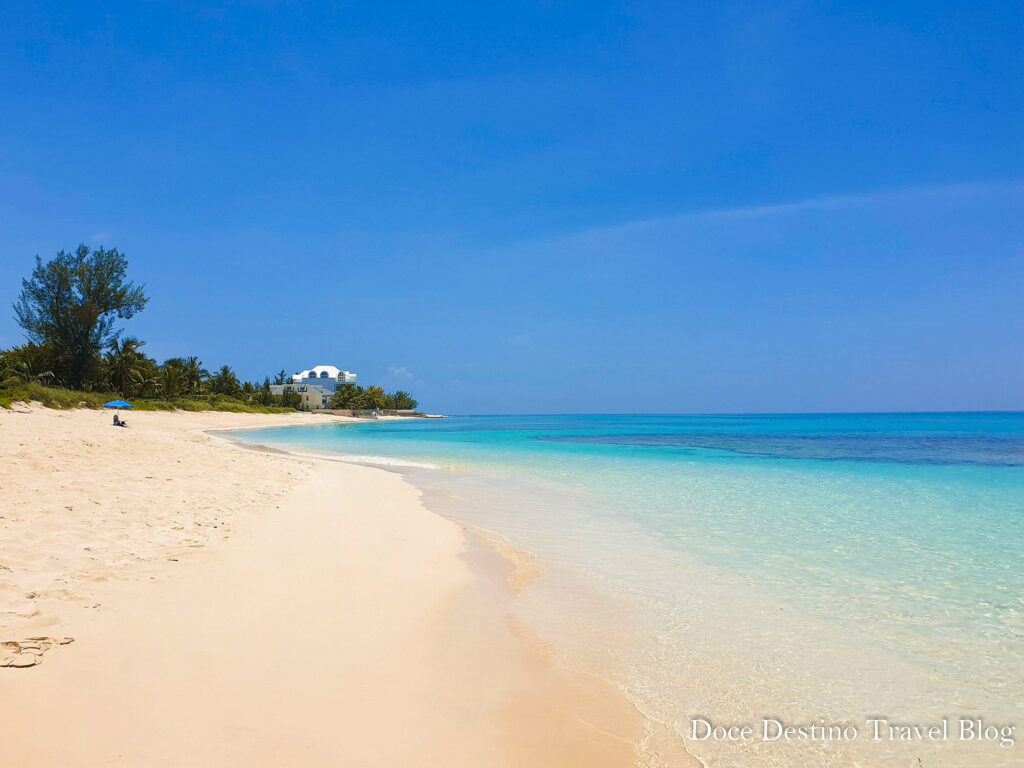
294,364,344,380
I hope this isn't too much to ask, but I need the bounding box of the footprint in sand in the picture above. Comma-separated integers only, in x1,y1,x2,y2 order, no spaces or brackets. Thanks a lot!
0,637,74,668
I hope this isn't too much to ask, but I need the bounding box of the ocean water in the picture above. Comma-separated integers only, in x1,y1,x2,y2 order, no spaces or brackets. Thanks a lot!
227,414,1024,767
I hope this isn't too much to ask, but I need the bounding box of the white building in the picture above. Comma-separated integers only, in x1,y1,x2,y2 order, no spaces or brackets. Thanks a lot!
289,365,357,392
269,363,358,410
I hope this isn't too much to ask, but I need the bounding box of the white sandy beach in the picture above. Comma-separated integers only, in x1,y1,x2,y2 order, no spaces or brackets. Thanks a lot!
0,406,643,767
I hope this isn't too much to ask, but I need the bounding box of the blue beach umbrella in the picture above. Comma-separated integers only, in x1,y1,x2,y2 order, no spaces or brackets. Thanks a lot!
102,400,134,409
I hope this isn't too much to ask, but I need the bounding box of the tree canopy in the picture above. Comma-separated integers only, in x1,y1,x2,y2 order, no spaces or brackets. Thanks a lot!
329,384,418,411
14,245,149,388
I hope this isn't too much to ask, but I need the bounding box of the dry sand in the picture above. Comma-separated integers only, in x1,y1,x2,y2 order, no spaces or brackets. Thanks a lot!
0,405,642,767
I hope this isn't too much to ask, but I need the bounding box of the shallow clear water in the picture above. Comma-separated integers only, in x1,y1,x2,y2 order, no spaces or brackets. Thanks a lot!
228,414,1024,766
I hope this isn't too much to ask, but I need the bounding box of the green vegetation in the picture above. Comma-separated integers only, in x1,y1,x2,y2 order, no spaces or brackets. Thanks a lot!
2,244,421,413
328,384,419,411
0,382,294,413
14,245,148,389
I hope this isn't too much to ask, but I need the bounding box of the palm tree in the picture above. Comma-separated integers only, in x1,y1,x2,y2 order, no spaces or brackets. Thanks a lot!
104,338,148,397
0,342,56,387
159,365,185,400
0,358,54,387
182,356,208,395
209,364,242,397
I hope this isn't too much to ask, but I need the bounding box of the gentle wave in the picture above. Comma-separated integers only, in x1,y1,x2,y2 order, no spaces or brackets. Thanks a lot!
277,449,441,470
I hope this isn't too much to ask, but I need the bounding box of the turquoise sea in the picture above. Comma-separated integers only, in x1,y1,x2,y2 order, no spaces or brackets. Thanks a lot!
228,413,1024,766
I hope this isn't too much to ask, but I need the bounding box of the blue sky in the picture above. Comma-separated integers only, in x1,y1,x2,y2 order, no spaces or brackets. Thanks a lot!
1,0,1021,413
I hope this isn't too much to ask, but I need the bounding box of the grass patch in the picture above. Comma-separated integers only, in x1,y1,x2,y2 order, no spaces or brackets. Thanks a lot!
0,383,296,414
0,383,111,409
0,386,31,409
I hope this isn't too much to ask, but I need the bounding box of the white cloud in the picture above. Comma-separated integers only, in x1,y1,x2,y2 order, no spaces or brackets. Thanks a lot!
381,366,420,390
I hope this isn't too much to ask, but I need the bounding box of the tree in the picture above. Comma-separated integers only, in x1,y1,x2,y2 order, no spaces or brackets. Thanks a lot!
181,356,208,395
103,337,150,397
209,364,242,397
384,390,419,410
330,384,418,411
278,389,302,409
338,385,385,411
273,369,288,385
255,377,274,406
158,364,186,400
363,386,386,409
13,245,148,388
0,343,55,387
328,383,359,409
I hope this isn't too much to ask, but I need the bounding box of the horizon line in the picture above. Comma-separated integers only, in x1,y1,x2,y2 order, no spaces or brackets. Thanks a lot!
439,409,1024,417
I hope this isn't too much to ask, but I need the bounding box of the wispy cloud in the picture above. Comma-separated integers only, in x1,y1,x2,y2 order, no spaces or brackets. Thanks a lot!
87,231,113,245
570,180,1024,241
381,365,421,390
695,180,1019,220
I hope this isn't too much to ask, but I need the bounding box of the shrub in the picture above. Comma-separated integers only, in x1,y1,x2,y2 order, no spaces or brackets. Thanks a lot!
0,383,294,414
